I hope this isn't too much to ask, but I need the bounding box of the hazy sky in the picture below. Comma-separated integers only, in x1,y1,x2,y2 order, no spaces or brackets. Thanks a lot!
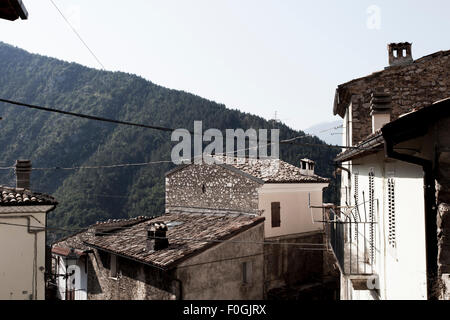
1,0,449,131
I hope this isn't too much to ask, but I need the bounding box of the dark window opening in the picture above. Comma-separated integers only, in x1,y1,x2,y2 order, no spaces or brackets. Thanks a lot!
242,261,252,284
201,184,206,193
271,202,281,228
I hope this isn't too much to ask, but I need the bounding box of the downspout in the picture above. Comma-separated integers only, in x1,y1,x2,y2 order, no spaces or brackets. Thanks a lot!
172,277,183,300
383,135,438,300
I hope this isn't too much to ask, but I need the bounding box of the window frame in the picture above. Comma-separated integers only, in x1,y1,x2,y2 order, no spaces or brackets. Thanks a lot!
271,202,281,228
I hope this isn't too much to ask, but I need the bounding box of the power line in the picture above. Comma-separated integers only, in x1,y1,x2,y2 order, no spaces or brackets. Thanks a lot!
0,97,325,146
0,221,328,250
0,98,176,133
49,0,106,70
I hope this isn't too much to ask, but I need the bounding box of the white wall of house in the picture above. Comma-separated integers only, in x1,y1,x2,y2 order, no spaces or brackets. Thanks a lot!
55,255,88,300
0,206,53,300
258,183,328,239
340,153,428,300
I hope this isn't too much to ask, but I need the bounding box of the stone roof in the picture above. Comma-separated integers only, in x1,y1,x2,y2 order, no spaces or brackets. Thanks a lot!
55,212,264,270
168,156,329,184
0,186,57,206
220,157,328,183
333,49,450,117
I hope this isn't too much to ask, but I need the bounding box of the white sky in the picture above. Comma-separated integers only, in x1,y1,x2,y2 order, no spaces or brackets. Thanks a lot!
1,0,449,130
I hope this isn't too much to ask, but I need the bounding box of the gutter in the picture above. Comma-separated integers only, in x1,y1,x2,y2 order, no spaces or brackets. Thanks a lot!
382,131,438,300
335,133,384,163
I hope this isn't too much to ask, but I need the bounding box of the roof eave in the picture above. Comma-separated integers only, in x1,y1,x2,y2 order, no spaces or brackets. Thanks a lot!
334,133,385,162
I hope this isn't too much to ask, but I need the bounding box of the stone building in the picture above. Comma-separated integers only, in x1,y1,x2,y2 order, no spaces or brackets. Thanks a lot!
330,42,450,300
166,156,338,296
334,42,450,146
52,213,265,300
52,156,338,299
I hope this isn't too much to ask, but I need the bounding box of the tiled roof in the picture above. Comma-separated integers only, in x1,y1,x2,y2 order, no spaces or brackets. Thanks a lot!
52,216,153,252
53,229,92,252
71,212,264,270
0,186,57,206
215,156,329,184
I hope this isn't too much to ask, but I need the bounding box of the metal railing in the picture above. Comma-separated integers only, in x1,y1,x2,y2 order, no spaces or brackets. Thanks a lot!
326,207,376,275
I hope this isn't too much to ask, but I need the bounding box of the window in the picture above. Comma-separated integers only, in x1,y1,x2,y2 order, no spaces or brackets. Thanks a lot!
354,173,359,205
387,178,396,249
201,184,206,193
368,170,375,263
271,202,280,228
242,261,252,284
354,173,359,240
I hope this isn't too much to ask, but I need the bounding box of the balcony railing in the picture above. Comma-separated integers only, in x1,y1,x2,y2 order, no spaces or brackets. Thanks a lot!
325,208,376,275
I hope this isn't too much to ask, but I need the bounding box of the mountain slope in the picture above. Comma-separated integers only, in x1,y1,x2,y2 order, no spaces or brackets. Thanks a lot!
304,120,343,146
0,42,339,240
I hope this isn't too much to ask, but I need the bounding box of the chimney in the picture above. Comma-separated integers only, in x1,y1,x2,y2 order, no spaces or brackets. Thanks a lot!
300,159,315,176
15,160,32,190
388,42,413,67
370,88,392,133
146,222,169,251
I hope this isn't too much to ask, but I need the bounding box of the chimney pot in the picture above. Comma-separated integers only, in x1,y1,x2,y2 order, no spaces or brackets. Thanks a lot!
300,159,315,176
388,42,413,67
15,160,32,190
146,221,169,251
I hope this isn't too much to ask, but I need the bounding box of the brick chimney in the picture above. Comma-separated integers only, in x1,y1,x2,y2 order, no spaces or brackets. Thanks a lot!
15,160,32,190
370,89,392,133
300,159,315,176
388,42,413,67
146,222,169,251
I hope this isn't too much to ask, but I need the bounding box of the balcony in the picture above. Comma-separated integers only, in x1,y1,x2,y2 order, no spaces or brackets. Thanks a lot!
325,208,376,275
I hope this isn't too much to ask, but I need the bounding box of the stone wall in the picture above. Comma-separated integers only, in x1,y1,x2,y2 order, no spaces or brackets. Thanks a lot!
263,231,339,296
87,250,177,300
166,163,262,214
175,223,265,300
341,50,450,145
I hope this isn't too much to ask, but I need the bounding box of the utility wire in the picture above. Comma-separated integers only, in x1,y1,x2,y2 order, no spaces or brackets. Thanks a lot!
0,221,329,250
49,0,106,70
0,97,326,147
0,98,175,133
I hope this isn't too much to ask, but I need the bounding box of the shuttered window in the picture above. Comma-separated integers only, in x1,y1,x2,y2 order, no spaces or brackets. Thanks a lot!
271,202,281,228
388,178,397,249
368,170,375,263
354,173,359,240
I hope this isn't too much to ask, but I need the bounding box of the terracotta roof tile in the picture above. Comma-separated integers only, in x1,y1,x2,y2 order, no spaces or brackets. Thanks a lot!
55,212,264,270
214,156,329,183
0,186,57,206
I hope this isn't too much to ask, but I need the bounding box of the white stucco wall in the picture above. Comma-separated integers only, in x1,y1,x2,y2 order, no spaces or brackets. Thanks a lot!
340,153,428,300
258,183,328,239
0,206,53,300
55,255,87,300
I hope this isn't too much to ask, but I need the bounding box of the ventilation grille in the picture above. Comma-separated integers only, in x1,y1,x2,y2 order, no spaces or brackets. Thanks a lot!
388,178,396,249
354,173,359,240
368,170,375,263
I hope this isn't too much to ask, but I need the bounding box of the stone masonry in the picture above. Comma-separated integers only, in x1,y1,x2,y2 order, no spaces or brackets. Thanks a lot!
335,48,450,145
166,163,262,214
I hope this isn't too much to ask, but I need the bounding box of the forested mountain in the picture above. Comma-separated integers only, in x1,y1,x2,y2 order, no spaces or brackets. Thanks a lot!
0,42,339,241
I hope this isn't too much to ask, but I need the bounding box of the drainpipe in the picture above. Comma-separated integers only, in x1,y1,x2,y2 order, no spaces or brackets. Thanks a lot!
383,135,438,300
172,277,183,300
